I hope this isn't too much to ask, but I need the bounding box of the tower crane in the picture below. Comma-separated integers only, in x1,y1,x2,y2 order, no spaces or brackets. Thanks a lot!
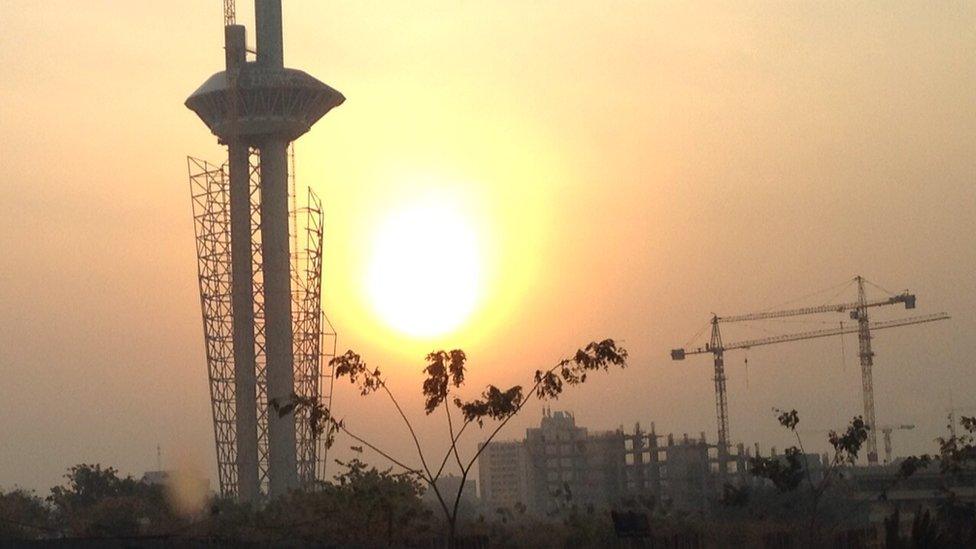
671,276,949,469
880,424,915,465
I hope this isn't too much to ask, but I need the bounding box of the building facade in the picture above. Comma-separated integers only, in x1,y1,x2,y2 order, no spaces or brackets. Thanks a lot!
478,409,759,514
478,440,530,512
523,410,627,513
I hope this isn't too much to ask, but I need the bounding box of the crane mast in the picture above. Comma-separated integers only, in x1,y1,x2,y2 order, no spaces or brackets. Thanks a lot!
710,318,730,473
672,277,949,467
854,276,880,464
880,424,915,464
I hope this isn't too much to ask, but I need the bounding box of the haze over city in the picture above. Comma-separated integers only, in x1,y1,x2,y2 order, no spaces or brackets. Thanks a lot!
1,0,973,509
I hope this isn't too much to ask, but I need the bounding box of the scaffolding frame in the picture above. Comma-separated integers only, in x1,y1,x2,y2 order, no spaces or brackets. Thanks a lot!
316,313,338,481
247,149,271,493
188,152,335,497
292,188,325,486
188,157,238,497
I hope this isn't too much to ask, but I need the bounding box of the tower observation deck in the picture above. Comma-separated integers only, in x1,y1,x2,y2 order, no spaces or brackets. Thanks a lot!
185,0,343,501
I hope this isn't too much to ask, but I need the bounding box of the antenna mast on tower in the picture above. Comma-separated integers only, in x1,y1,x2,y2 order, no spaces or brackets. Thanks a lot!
224,1,236,27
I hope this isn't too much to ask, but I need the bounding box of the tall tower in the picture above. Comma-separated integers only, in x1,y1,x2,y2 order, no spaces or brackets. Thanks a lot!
185,0,344,500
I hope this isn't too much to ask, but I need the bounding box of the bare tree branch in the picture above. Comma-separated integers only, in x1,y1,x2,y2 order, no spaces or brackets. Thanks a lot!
444,400,465,474
434,419,471,482
377,381,453,523
333,423,422,478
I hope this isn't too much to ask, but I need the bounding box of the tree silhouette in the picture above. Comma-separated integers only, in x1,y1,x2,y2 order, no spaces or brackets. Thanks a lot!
0,489,52,541
47,464,174,538
242,455,434,545
293,339,628,544
749,409,869,545
882,414,976,546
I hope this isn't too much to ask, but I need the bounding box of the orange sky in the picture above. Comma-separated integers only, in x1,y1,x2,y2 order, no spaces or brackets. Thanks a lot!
1,1,974,492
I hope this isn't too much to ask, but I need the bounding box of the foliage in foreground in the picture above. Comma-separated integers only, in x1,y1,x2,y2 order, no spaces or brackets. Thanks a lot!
3,444,973,547
744,408,976,547
203,457,436,546
47,463,180,538
1,464,182,541
295,339,628,543
0,488,52,540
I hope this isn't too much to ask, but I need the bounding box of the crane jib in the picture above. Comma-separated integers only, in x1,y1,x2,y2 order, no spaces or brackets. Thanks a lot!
672,312,948,358
716,292,915,324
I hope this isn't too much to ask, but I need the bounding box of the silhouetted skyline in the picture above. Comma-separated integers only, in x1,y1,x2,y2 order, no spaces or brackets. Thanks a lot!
0,1,973,493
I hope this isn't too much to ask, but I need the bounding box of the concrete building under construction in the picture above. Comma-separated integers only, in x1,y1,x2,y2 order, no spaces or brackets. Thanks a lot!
185,0,342,501
479,410,792,514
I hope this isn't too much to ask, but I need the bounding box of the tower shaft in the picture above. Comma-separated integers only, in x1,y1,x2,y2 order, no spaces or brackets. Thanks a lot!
259,138,300,495
223,22,261,504
229,142,261,501
254,0,298,498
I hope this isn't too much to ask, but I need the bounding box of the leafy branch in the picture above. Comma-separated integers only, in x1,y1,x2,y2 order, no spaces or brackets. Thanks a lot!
294,339,627,545
749,409,869,544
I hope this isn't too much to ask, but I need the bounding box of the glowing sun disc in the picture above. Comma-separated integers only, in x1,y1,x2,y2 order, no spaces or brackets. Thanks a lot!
366,198,481,337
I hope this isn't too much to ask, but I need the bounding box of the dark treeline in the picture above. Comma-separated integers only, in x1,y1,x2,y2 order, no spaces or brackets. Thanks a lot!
2,410,973,546
2,453,974,547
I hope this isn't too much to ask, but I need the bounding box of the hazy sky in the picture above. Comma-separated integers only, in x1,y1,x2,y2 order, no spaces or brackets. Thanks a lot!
1,1,974,492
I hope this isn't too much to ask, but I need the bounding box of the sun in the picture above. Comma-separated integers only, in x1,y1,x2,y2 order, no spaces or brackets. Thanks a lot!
366,196,482,338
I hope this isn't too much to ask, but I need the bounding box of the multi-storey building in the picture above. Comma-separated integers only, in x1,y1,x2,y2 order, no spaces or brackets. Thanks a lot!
478,409,760,514
478,440,530,512
521,410,627,513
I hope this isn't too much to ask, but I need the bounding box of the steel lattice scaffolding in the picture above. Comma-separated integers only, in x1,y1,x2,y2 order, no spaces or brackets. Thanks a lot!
317,313,338,481
292,187,325,487
247,149,271,494
188,157,239,496
188,153,336,497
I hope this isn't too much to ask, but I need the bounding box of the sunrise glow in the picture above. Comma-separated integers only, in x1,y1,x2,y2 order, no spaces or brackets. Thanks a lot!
366,195,482,338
